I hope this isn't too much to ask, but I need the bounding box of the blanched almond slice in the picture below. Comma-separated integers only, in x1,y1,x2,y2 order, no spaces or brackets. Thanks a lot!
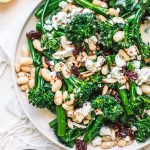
102,78,117,84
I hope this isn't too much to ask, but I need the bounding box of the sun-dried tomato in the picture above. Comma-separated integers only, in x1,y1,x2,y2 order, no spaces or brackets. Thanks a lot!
26,30,41,40
125,71,138,81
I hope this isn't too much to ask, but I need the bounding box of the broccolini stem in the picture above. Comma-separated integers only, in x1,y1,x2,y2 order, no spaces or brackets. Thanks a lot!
35,0,62,18
75,0,109,17
27,38,42,66
35,66,41,87
83,115,104,142
117,83,133,116
56,105,66,137
49,119,57,128
129,82,137,99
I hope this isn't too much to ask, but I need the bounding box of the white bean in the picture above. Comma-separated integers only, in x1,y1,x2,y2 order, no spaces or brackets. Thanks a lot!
21,66,32,73
102,136,112,142
65,94,75,105
109,8,119,17
88,39,96,51
101,141,115,149
33,39,44,51
101,65,109,75
29,79,35,88
117,139,126,147
20,84,29,91
19,57,33,65
54,90,63,105
41,68,51,82
17,72,26,77
62,68,71,78
42,56,48,68
30,67,35,77
51,80,62,92
15,63,21,73
62,103,74,111
22,45,30,57
113,31,125,42
141,84,150,94
62,91,68,102
17,77,29,85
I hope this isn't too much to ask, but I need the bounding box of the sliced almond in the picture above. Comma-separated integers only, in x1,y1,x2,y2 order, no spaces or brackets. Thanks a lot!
141,84,150,94
102,78,117,84
118,49,130,62
101,64,109,75
102,85,108,96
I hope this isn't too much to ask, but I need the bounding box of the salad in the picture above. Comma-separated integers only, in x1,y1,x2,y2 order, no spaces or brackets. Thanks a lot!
15,0,150,149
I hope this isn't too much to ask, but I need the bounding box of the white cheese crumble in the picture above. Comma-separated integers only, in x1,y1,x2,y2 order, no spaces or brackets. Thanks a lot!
59,1,68,8
75,102,93,117
125,45,138,58
115,54,126,68
92,136,102,146
100,126,111,136
137,67,150,85
133,60,140,69
89,36,98,43
112,17,125,24
144,109,150,116
82,8,93,14
53,47,74,59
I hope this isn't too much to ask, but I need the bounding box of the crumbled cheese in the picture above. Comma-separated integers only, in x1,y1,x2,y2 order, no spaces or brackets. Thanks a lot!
82,8,93,14
75,102,93,117
59,1,68,8
92,136,102,146
100,126,111,136
124,136,131,142
85,59,94,71
53,47,74,59
97,56,105,65
70,7,82,17
136,86,142,95
67,0,74,2
137,67,150,85
115,54,126,68
131,126,137,131
126,45,138,58
112,17,125,24
144,109,150,116
89,36,98,43
44,24,53,31
133,60,141,69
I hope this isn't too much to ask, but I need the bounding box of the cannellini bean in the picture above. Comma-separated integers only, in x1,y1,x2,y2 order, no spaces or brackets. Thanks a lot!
42,56,48,68
61,36,70,49
113,31,125,42
102,85,108,96
75,112,84,123
19,57,33,66
29,79,35,88
51,80,62,92
96,14,107,22
62,68,71,78
20,84,29,91
144,58,150,64
118,50,130,62
136,86,142,95
101,65,109,75
21,66,32,73
67,56,76,62
15,63,21,73
17,77,29,85
54,90,63,105
41,68,51,82
111,129,116,140
126,140,133,146
109,8,119,17
141,84,150,94
17,72,26,77
62,91,68,102
117,139,126,147
65,94,75,105
101,141,115,149
92,0,102,6
88,39,96,51
102,78,117,84
68,119,74,129
22,45,30,57
33,39,44,51
102,136,112,142
62,103,74,111
83,119,90,125
30,67,35,77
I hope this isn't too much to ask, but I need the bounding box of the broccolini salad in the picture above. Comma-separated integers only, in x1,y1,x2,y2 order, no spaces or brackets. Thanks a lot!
15,0,150,149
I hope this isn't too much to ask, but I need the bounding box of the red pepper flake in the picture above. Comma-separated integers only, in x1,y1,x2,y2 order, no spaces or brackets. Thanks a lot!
76,139,87,150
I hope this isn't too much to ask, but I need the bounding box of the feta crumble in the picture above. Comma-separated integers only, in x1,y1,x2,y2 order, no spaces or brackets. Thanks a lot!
100,126,111,136
115,54,126,68
92,136,102,146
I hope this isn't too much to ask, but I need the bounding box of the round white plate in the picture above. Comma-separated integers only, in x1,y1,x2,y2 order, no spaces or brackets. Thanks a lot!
12,2,150,150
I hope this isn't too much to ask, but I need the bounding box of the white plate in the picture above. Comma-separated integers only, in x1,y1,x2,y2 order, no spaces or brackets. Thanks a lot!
12,2,150,150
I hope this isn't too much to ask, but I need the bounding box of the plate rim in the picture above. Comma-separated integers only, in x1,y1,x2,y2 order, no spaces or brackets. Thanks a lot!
11,2,150,150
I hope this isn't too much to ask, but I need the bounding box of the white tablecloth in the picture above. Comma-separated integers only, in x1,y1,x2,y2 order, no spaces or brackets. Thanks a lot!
0,1,149,150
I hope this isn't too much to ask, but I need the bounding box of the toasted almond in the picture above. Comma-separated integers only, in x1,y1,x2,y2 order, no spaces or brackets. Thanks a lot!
102,85,108,96
102,78,117,84
101,64,109,75
118,49,130,62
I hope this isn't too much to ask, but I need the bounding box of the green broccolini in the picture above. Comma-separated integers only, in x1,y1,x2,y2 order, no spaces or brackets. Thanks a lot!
134,116,150,142
28,67,55,113
65,13,100,45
